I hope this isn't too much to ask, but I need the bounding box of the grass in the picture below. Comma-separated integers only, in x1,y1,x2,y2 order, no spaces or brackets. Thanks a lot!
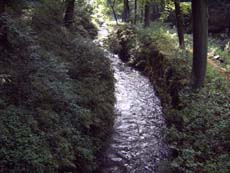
208,38,230,69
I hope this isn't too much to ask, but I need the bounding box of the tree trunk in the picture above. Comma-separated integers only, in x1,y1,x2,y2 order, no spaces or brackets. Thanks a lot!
140,8,144,23
160,0,165,11
227,5,230,36
134,0,137,24
144,2,150,27
64,0,75,28
192,0,208,89
0,0,5,15
111,0,118,25
174,0,185,48
122,0,129,22
0,0,7,49
151,2,160,21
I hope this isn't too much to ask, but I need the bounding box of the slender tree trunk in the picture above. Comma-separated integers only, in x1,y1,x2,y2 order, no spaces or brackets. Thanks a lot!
64,0,75,28
227,5,230,36
140,8,144,23
0,0,7,48
192,0,208,89
151,2,160,21
0,0,6,15
144,2,150,27
111,0,118,25
134,0,137,24
122,0,129,22
174,0,185,48
160,0,165,11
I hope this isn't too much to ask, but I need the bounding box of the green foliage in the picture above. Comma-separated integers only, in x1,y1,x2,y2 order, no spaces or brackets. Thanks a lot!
108,21,230,173
208,38,230,69
161,2,192,33
106,24,137,54
180,2,191,15
32,0,97,39
92,0,124,28
0,1,115,172
146,24,230,172
32,0,64,30
167,71,230,172
137,22,178,53
160,0,174,21
0,106,55,171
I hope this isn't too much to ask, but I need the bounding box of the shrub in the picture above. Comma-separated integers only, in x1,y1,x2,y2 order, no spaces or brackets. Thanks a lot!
0,1,114,172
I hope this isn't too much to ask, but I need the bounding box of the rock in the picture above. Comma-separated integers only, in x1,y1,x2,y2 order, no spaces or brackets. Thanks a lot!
135,60,146,71
224,42,230,52
212,55,224,63
213,55,220,60
58,160,77,172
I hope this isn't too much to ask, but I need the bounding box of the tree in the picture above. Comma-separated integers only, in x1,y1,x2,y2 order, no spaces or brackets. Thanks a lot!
151,1,160,21
144,1,150,27
111,0,118,25
122,0,129,22
191,0,208,89
0,0,7,48
64,0,75,28
134,0,137,24
0,0,6,15
174,0,185,48
140,6,144,23
227,4,230,36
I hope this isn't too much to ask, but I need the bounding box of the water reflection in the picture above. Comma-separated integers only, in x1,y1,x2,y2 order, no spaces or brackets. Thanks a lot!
97,26,168,173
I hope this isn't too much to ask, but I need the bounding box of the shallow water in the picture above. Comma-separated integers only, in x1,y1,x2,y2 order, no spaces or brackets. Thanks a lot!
97,25,168,173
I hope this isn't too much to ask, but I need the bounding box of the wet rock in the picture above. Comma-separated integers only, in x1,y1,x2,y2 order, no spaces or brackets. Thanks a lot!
212,55,224,63
213,55,221,60
58,160,77,173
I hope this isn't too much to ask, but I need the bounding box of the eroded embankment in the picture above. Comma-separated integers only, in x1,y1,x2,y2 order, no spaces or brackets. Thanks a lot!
108,24,230,173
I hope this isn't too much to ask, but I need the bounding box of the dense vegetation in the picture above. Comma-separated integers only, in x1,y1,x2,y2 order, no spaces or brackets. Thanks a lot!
104,0,230,172
107,21,230,173
103,1,230,173
0,0,115,172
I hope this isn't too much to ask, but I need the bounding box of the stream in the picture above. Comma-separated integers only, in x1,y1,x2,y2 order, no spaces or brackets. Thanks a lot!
96,24,168,173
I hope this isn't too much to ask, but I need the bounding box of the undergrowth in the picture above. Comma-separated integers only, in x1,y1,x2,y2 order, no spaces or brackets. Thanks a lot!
0,1,114,172
208,38,230,69
108,22,230,173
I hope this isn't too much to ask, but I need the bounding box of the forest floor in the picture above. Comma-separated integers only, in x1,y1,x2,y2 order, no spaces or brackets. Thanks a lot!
184,32,230,80
207,59,230,79
187,47,230,80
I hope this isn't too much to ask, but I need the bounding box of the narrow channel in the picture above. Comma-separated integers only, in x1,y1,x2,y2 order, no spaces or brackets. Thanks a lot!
97,24,168,173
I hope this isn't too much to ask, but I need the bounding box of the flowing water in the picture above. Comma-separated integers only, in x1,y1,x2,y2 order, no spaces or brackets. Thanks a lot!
96,24,168,173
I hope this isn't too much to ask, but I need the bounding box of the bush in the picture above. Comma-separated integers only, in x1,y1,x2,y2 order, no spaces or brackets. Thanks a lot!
0,1,114,172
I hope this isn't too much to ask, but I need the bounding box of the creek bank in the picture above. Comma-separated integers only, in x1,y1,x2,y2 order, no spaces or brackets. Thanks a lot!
0,2,115,172
107,24,189,126
107,23,230,173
